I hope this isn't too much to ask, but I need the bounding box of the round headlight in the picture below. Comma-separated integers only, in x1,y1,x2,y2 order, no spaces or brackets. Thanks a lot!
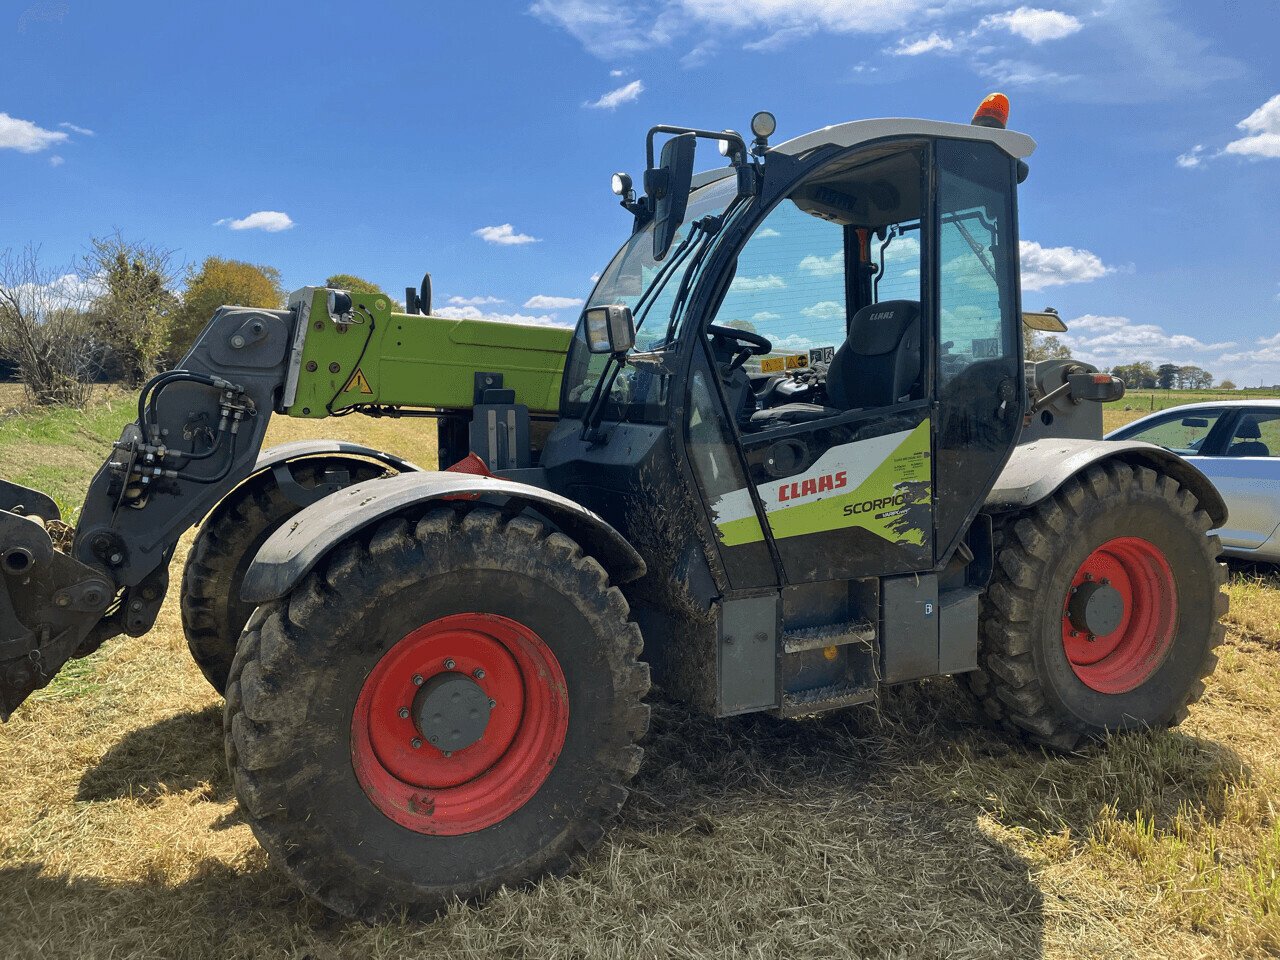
611,172,632,196
751,111,777,139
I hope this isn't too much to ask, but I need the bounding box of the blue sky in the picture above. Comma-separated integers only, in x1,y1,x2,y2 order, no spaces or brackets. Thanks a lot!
2,0,1277,383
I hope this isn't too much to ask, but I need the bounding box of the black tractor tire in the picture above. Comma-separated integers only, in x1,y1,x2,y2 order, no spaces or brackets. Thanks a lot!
223,505,650,920
963,461,1227,751
180,458,387,694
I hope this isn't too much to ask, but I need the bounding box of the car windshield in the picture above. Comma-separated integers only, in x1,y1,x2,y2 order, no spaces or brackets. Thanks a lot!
562,176,738,418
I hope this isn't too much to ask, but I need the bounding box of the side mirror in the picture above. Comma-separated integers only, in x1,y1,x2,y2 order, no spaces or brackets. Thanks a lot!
1066,371,1125,403
404,272,432,315
583,304,635,355
648,132,696,262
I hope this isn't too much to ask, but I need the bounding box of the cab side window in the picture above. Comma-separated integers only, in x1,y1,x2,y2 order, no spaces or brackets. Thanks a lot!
712,200,848,361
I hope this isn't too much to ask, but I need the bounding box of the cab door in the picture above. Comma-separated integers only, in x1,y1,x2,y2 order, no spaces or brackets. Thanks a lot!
688,144,935,584
930,139,1025,562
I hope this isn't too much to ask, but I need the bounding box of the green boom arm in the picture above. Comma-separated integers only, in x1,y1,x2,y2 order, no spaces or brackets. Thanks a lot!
285,289,572,418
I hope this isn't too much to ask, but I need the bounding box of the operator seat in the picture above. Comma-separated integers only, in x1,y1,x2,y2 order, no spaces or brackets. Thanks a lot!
1227,416,1270,457
750,300,922,426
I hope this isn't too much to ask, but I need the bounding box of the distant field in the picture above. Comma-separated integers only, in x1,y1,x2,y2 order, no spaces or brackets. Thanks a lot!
1,390,1279,959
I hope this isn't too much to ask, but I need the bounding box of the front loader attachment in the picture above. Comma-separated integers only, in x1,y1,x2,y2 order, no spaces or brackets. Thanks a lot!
0,484,112,719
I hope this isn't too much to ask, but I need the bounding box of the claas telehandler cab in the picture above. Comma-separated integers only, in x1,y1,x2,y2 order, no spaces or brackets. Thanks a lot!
0,95,1228,920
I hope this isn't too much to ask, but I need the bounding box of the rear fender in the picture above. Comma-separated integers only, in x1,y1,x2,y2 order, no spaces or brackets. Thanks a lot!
240,472,646,604
985,438,1228,526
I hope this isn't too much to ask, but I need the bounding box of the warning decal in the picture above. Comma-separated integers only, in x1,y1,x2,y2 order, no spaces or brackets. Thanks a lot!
344,368,373,395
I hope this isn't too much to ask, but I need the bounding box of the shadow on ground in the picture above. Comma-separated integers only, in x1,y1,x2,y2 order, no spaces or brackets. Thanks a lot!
76,704,230,805
8,685,1249,959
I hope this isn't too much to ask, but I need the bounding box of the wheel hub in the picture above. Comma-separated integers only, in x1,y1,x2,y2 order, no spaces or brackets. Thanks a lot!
1060,537,1177,694
350,612,569,836
1066,580,1125,637
413,672,492,753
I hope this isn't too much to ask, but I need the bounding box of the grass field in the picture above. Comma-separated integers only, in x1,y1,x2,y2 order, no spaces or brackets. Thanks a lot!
1,390,1279,959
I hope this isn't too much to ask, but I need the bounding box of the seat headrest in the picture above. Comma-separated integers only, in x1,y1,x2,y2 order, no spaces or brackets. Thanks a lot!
1237,416,1262,439
848,300,920,356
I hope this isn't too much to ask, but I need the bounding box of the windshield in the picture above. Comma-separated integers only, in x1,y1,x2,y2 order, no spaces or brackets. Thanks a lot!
562,176,737,419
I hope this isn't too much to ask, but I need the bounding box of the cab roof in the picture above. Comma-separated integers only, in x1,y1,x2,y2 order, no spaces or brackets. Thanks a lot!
772,118,1036,161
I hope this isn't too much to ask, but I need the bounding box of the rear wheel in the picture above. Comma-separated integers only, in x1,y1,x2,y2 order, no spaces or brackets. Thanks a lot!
181,458,387,693
964,461,1227,750
224,506,649,919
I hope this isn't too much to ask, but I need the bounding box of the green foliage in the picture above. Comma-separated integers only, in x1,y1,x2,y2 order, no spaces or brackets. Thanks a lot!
1110,361,1158,389
171,257,284,359
325,273,403,311
1024,329,1071,361
1220,379,1238,390
83,232,179,386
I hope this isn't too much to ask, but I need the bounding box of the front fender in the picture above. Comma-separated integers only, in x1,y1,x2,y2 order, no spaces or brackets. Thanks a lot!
240,472,646,603
985,438,1228,527
253,439,422,476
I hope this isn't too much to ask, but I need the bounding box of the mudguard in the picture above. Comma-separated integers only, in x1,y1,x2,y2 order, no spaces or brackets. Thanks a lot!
253,440,422,476
240,472,647,603
984,438,1228,527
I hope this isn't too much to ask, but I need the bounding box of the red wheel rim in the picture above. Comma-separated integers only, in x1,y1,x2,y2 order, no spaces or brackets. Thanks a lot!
351,613,568,835
1061,536,1177,694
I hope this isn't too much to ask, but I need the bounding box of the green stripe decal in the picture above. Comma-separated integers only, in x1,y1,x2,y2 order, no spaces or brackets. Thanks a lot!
716,419,932,547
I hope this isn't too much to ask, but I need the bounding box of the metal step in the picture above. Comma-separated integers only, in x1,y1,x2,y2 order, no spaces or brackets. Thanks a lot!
781,619,875,655
779,681,876,719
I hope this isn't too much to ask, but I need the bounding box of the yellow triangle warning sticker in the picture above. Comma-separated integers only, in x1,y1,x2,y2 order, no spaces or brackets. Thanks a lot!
344,368,373,395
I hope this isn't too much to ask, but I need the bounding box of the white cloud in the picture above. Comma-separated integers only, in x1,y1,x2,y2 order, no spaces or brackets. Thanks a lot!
48,155,64,167
448,295,504,306
980,7,1082,43
1061,314,1236,371
474,223,540,245
609,69,625,77
743,26,813,52
755,228,781,238
0,112,67,153
590,272,602,283
685,0,930,35
524,294,584,309
1223,93,1280,161
681,40,717,67
216,210,294,232
801,301,844,320
58,122,94,136
752,311,782,322
798,251,842,277
434,304,571,328
1019,240,1111,291
978,58,1076,87
891,32,954,56
1176,145,1206,169
731,274,786,292
585,79,645,109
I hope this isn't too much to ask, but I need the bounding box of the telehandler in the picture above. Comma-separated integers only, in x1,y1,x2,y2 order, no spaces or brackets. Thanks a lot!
0,95,1227,919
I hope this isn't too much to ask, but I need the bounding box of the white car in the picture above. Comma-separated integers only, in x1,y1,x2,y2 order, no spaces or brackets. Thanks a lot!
1106,399,1280,563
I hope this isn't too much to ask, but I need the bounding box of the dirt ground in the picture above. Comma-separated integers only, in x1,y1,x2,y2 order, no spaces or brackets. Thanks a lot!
0,398,1278,959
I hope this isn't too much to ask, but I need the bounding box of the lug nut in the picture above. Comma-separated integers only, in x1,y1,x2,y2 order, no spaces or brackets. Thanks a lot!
411,738,422,749
398,707,409,719
1069,630,1079,637
473,668,485,679
1087,634,1097,642
444,658,456,670
443,751,452,758
1084,572,1093,581
413,674,424,686
430,735,439,743
488,699,496,709
1100,578,1110,586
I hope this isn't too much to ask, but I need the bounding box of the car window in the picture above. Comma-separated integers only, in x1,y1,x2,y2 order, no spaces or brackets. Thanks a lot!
1123,409,1225,456
1225,411,1280,458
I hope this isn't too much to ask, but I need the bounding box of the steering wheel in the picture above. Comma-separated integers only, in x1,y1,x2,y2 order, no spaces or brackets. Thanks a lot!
707,323,773,371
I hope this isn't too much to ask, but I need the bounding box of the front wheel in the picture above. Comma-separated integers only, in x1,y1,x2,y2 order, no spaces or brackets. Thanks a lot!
964,461,1227,750
224,506,650,919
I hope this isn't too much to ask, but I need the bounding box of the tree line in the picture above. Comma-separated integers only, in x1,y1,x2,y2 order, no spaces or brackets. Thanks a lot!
0,237,391,406
1023,329,1235,391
